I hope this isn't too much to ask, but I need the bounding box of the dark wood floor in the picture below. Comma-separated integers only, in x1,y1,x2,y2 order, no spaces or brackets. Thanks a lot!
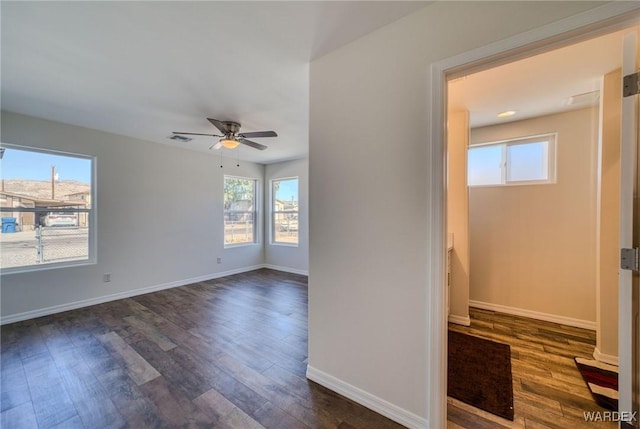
1,269,405,429
447,308,618,429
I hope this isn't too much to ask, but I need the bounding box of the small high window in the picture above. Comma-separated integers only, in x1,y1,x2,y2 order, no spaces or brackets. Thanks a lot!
468,134,556,186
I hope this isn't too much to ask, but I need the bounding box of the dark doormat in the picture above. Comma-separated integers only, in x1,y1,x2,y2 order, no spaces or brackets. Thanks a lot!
574,357,618,411
448,330,514,421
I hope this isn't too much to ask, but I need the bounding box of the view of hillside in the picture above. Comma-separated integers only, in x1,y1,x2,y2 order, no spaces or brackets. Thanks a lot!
2,179,90,200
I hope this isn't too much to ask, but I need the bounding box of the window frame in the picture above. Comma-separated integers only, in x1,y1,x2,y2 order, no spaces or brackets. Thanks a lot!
0,143,96,275
223,175,259,248
467,133,557,187
271,176,299,247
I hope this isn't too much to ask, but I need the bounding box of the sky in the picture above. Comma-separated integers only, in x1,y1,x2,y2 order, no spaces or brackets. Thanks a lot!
2,147,299,199
1,147,91,183
468,141,546,185
468,145,502,185
275,178,298,202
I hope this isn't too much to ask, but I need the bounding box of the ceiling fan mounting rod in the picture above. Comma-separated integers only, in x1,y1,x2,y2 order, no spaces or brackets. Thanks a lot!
222,121,241,134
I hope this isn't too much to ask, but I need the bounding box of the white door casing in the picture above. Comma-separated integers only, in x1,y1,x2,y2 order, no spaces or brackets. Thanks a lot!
621,29,640,427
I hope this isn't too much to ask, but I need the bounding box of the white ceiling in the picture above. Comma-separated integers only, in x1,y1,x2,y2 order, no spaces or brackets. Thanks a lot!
1,1,430,164
4,3,635,164
448,28,632,128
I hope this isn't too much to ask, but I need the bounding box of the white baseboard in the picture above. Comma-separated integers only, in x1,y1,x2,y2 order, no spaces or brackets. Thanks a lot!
306,365,427,429
0,265,265,325
262,264,308,276
469,300,596,330
593,347,619,366
448,314,471,326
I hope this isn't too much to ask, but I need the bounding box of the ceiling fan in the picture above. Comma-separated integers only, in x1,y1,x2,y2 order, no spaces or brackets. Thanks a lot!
173,118,277,151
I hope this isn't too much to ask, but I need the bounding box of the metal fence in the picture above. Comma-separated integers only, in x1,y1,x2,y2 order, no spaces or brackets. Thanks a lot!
0,226,88,269
37,226,88,263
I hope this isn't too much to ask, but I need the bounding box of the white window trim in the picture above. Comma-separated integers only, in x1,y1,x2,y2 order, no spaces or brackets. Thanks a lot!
0,143,97,275
270,176,299,247
468,133,557,187
223,175,260,248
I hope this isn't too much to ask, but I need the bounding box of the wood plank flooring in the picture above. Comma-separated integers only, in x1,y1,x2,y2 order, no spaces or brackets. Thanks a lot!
1,269,404,429
447,308,618,429
2,269,620,429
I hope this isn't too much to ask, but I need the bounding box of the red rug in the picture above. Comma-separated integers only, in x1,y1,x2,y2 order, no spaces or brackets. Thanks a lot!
574,357,618,411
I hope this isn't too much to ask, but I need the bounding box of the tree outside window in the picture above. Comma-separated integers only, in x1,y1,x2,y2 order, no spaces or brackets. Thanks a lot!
272,177,298,245
224,176,257,246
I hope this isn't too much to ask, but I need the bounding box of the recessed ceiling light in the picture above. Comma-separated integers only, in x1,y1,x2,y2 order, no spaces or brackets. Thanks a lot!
497,110,517,118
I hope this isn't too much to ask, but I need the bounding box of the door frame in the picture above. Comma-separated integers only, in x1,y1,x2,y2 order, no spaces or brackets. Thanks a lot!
428,3,640,428
621,30,639,426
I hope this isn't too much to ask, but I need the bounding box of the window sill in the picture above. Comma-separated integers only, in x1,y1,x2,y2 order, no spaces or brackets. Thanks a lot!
270,242,299,248
469,180,556,188
224,243,260,249
0,258,96,276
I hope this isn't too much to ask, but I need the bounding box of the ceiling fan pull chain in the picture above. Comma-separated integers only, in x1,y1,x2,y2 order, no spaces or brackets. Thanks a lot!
236,147,240,167
220,150,223,168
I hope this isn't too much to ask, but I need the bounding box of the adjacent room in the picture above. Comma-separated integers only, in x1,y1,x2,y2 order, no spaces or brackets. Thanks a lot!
446,27,636,427
1,2,639,429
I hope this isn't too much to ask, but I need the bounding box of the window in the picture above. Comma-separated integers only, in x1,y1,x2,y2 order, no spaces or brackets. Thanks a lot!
224,176,257,246
467,134,556,186
0,144,95,273
272,177,299,245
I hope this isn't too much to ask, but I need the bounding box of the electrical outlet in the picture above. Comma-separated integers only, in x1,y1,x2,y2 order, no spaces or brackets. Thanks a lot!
103,273,111,282
217,257,222,264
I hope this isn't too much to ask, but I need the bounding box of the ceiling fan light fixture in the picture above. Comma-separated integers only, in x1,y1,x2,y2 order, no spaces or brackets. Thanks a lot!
220,138,240,149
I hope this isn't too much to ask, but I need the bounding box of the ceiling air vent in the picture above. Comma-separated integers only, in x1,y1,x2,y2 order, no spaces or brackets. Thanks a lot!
168,134,193,142
566,91,600,107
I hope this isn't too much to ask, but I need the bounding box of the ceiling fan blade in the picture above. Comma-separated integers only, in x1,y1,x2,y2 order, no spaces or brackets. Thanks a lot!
173,132,221,137
207,118,230,134
238,138,267,151
210,142,223,150
238,130,278,139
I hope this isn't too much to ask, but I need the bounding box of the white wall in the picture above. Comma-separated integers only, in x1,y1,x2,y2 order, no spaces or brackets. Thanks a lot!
264,158,309,274
308,1,607,425
596,69,622,360
447,110,470,325
1,111,265,321
469,108,599,326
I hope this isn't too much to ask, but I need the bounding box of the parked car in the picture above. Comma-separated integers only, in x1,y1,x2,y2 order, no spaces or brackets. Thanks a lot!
43,212,78,227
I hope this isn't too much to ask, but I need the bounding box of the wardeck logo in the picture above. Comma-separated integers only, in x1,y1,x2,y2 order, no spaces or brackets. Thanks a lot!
583,411,638,422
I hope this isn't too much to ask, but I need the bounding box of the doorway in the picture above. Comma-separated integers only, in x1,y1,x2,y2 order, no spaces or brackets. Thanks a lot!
446,29,623,427
427,5,640,429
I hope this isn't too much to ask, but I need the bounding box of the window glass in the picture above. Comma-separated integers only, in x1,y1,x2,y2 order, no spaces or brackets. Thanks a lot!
468,134,555,186
507,141,548,182
272,178,298,245
224,176,257,246
0,145,94,272
468,145,503,186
